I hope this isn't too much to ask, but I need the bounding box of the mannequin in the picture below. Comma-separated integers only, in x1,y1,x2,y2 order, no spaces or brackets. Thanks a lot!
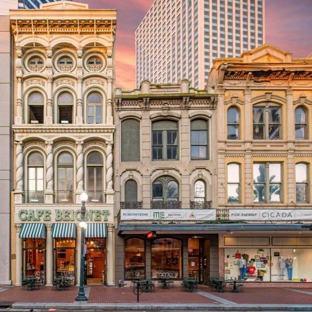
278,256,286,280
285,257,293,280
247,261,256,276
238,256,246,280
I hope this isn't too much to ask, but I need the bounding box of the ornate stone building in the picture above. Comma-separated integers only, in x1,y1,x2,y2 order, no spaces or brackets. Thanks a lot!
114,80,219,285
11,1,117,286
211,44,312,284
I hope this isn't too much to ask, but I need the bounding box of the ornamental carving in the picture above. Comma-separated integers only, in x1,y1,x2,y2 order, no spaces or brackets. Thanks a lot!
55,79,75,87
25,79,45,87
85,79,105,87
54,140,76,150
24,141,46,152
84,141,107,151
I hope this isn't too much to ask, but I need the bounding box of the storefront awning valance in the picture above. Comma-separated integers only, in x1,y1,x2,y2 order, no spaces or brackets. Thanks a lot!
85,223,107,238
20,223,46,239
52,223,76,238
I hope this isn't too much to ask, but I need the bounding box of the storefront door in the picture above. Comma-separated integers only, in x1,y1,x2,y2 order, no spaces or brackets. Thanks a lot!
188,237,204,283
86,238,106,284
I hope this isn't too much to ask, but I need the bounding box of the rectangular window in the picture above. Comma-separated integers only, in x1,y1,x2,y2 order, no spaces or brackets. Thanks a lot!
253,163,282,203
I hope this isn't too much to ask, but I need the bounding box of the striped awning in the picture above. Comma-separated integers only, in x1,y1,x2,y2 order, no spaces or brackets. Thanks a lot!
19,223,46,239
85,223,107,238
52,223,76,238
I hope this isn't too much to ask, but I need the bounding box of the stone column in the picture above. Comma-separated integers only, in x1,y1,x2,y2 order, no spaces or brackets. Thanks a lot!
287,89,294,141
244,88,252,141
46,224,53,286
107,77,113,124
76,78,83,124
15,142,24,204
46,78,53,124
106,224,115,286
45,141,54,203
106,142,114,203
217,87,225,141
76,225,81,286
16,77,23,125
76,141,84,203
15,224,22,286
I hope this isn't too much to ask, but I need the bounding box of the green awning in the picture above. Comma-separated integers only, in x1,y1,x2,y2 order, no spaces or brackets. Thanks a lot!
85,223,107,238
19,223,46,239
52,223,76,238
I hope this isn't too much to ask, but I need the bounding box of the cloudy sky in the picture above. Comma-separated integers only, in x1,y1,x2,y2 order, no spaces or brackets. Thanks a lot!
76,0,312,90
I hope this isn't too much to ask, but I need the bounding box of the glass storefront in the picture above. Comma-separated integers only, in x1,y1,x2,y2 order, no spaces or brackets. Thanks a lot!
151,238,182,279
224,248,312,282
23,238,46,283
53,238,75,283
124,238,145,279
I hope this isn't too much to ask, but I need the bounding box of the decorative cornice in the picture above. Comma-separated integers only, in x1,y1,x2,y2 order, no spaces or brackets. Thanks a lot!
252,153,288,157
225,153,245,157
13,126,115,134
25,78,45,87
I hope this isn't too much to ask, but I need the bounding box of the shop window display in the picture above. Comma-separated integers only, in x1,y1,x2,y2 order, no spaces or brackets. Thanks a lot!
151,238,182,279
124,238,145,279
225,248,311,282
23,238,46,283
54,239,75,283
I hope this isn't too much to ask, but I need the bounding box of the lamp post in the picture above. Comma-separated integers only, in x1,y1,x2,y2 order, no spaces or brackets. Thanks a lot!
75,191,88,301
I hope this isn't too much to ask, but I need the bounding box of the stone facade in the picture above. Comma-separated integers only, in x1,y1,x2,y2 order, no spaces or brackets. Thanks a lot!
10,1,117,286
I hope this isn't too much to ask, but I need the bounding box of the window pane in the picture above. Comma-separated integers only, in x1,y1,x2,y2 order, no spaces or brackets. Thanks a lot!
153,131,162,145
191,131,199,144
66,168,73,190
295,125,305,139
96,167,102,190
153,182,163,198
121,119,140,161
253,125,264,139
269,184,280,202
125,238,145,279
88,152,102,165
254,184,265,202
269,164,281,182
37,168,44,179
58,153,73,164
167,131,177,145
153,147,163,160
268,108,280,124
28,152,43,165
198,146,207,158
194,181,205,198
228,164,239,183
253,108,264,123
37,180,44,191
227,107,239,123
29,92,43,104
296,163,307,182
253,164,265,182
29,168,36,179
296,184,307,202
58,92,73,105
58,168,65,179
191,146,199,159
125,180,138,202
167,181,178,198
167,146,177,159
227,125,239,139
269,125,280,140
87,93,102,103
295,108,306,123
228,184,239,202
29,180,36,190
96,106,102,124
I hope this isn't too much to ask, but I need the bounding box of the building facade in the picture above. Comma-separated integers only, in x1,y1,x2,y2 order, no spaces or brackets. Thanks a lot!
114,80,219,285
135,0,264,89
211,44,312,284
0,15,13,285
18,0,73,9
11,1,117,286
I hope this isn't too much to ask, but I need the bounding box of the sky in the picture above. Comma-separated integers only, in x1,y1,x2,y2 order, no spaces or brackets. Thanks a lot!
76,0,312,90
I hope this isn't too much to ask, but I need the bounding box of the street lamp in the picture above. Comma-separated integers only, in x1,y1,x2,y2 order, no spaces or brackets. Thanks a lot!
75,191,88,301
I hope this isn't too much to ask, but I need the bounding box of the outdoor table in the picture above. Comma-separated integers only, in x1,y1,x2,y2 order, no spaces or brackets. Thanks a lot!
211,278,225,292
53,276,71,291
182,278,198,292
158,278,169,289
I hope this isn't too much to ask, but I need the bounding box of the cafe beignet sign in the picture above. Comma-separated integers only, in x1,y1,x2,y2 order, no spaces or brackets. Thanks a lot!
17,209,110,222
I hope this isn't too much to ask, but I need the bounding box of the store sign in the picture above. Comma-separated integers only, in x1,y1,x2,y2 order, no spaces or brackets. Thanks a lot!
120,209,216,221
17,209,110,222
229,209,312,221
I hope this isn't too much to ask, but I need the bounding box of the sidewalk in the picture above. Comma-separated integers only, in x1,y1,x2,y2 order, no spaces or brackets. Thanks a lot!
0,284,311,311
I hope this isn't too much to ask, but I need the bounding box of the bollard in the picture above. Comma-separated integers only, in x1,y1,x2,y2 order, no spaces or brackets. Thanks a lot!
133,281,143,303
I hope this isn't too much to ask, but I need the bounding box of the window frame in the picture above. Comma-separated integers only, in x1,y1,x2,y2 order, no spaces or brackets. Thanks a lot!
253,103,281,140
191,119,209,160
253,162,282,203
295,107,307,140
227,107,240,140
27,152,44,203
194,180,206,202
295,163,309,203
57,152,74,203
152,120,179,161
57,92,74,124
86,152,103,203
227,163,240,203
152,176,179,202
28,92,44,124
87,92,103,124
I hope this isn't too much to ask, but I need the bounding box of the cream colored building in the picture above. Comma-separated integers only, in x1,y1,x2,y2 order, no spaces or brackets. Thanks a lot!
11,1,117,286
211,44,312,284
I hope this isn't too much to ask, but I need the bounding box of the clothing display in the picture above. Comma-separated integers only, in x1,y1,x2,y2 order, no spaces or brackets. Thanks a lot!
285,258,293,280
242,253,249,262
238,258,246,280
235,250,241,259
248,265,256,275
278,257,286,280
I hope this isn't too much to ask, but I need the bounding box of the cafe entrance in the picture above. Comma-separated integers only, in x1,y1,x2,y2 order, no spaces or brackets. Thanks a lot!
86,238,106,284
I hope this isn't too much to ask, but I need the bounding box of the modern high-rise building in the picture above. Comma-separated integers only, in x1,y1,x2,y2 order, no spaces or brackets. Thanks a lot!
18,0,72,9
135,0,264,89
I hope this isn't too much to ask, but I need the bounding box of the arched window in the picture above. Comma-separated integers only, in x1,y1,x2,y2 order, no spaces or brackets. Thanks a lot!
29,92,44,123
152,176,180,208
227,163,240,203
125,179,138,202
57,152,73,203
87,152,103,202
295,107,307,139
87,92,102,124
124,238,145,279
121,119,140,161
296,163,308,203
151,238,182,279
194,180,205,202
152,120,178,160
227,107,239,139
253,104,281,140
27,152,44,203
191,119,208,159
58,92,73,124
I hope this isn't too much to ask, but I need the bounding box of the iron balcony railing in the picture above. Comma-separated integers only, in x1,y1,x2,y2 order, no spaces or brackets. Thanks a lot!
151,201,182,209
190,201,212,209
120,201,143,209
